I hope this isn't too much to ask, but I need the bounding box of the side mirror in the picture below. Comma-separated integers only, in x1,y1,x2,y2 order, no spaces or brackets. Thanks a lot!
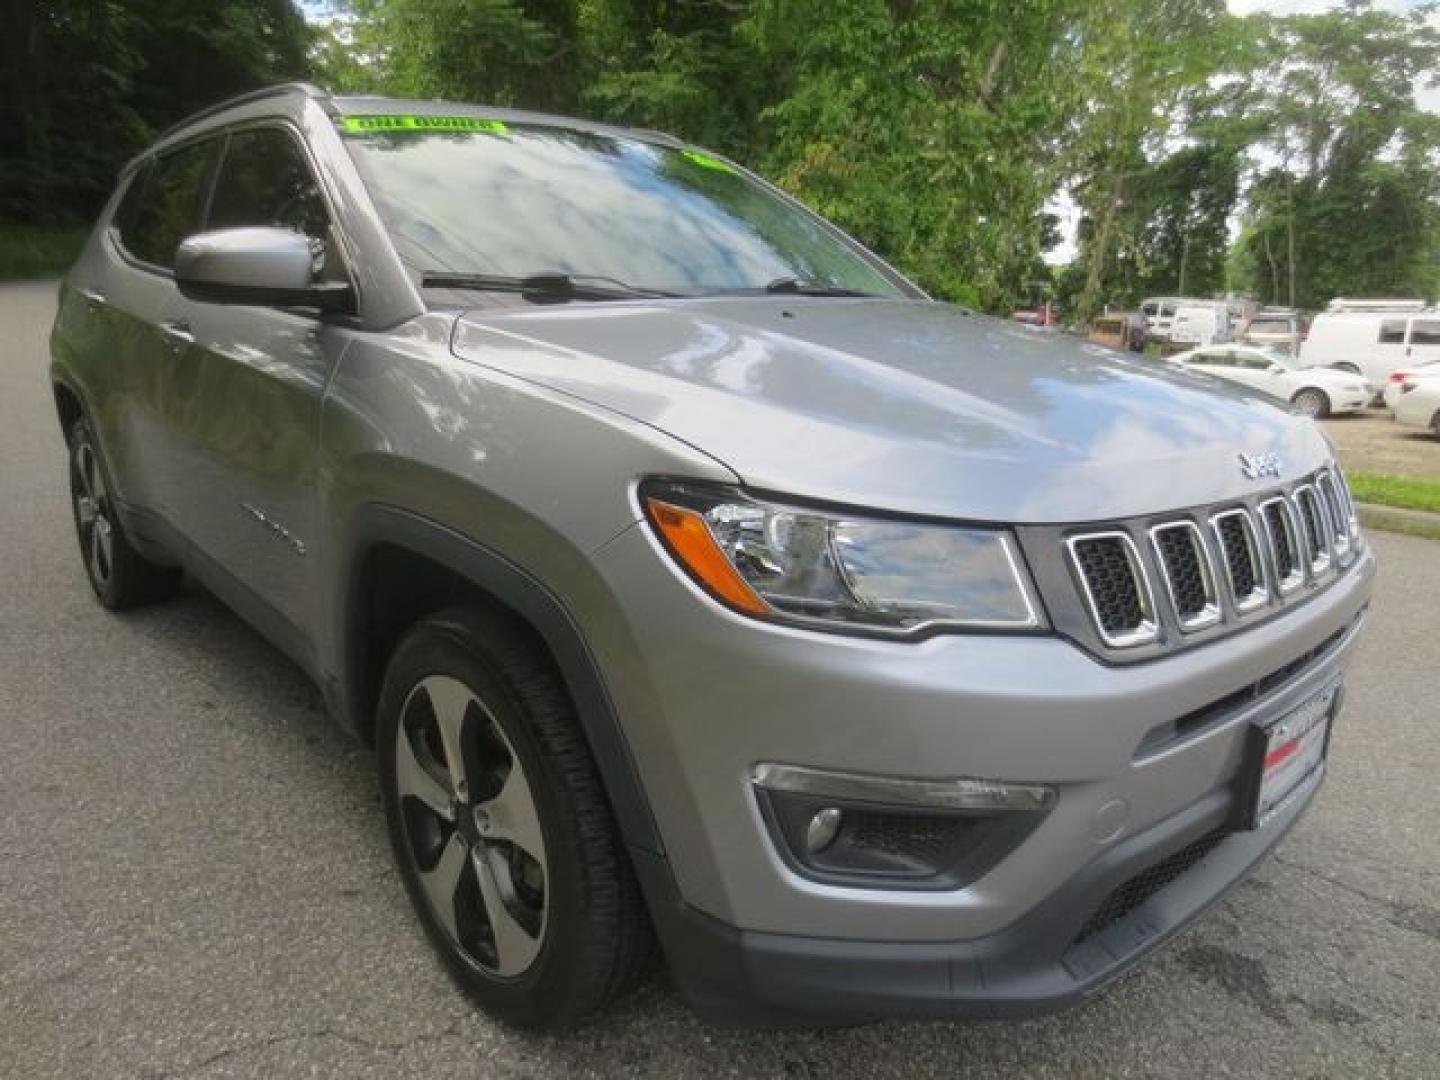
174,227,353,312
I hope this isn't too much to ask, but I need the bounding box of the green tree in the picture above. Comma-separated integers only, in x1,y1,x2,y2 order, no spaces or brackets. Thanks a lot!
1064,0,1235,319
1229,5,1440,307
344,0,581,111
0,1,313,226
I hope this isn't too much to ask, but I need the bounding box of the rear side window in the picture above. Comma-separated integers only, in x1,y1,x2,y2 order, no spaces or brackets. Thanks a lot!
208,127,329,242
112,165,154,242
1379,319,1407,344
1409,320,1440,346
122,139,219,268
1249,318,1288,332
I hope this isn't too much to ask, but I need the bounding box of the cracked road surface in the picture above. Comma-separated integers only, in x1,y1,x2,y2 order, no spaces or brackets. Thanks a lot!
3,281,1438,1078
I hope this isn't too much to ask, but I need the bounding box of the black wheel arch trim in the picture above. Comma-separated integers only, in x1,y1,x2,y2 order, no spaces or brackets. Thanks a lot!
333,503,665,856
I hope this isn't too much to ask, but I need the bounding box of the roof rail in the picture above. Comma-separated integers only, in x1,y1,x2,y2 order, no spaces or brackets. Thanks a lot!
154,82,330,143
1327,298,1427,313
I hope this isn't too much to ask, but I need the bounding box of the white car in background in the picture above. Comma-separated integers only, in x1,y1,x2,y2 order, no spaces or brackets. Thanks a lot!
1169,344,1371,417
1387,366,1440,437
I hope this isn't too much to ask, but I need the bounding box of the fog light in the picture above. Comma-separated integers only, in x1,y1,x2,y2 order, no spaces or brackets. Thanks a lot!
806,807,843,853
752,763,1055,890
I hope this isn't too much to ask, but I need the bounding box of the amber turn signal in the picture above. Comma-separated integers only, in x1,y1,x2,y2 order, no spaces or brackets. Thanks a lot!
644,498,770,615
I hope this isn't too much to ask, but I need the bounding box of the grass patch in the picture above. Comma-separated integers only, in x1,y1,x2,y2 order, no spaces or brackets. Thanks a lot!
0,224,88,281
1358,506,1440,542
1348,471,1440,515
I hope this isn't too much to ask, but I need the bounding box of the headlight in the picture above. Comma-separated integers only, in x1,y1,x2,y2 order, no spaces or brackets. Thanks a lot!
640,481,1045,635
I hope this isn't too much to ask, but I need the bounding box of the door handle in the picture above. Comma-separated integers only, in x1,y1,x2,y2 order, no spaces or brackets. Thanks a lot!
78,288,107,310
160,318,194,349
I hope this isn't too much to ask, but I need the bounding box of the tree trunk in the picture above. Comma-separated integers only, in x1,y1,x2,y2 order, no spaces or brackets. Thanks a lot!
1177,233,1190,296
1262,229,1280,306
1079,174,1125,321
1286,209,1297,309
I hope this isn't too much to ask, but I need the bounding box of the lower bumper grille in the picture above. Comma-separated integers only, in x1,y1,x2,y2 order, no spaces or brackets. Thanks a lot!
1073,826,1230,945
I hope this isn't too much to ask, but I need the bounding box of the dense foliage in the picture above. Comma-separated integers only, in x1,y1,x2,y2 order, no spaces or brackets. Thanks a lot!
3,0,1437,312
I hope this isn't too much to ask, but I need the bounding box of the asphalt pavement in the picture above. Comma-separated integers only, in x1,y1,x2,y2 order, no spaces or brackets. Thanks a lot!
2,280,1438,1078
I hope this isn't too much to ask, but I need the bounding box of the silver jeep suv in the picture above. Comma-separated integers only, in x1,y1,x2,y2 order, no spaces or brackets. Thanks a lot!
49,84,1374,1028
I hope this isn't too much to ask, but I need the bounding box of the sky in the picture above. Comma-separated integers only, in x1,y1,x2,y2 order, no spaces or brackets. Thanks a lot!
1044,0,1440,266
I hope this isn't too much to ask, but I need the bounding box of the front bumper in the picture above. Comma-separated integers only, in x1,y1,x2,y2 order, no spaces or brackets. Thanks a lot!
586,525,1373,1020
635,754,1321,1023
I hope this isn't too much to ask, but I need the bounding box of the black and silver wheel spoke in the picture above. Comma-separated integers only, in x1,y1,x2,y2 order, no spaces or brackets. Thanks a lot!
394,710,456,822
425,675,474,801
473,844,544,976
418,831,470,942
473,746,546,869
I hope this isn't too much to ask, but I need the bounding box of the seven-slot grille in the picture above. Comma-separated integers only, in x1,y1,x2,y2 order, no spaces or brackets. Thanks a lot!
1067,466,1359,649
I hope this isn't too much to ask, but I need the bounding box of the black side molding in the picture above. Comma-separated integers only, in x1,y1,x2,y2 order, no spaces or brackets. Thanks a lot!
333,503,664,856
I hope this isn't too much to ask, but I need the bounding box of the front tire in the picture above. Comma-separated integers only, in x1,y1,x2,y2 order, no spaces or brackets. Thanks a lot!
1291,387,1330,418
376,608,651,1028
67,417,180,609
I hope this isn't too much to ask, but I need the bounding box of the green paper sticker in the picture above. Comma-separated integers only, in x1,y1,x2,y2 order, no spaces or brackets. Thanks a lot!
341,115,509,135
680,149,737,175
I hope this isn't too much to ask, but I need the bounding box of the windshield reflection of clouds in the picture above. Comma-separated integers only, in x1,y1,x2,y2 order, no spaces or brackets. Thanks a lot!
346,128,901,295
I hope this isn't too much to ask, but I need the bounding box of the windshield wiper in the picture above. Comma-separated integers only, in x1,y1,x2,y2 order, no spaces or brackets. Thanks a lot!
421,271,679,302
763,277,878,298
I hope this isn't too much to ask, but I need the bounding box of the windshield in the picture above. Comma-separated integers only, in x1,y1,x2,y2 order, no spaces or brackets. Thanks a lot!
339,116,912,298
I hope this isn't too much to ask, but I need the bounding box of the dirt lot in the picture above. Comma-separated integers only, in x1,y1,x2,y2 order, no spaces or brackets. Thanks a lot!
1320,409,1440,478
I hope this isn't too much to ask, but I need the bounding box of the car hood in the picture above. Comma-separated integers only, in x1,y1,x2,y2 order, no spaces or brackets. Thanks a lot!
451,298,1335,523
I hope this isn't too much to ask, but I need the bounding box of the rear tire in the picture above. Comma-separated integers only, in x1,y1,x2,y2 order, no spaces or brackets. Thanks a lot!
376,607,652,1028
1291,388,1330,418
67,417,181,609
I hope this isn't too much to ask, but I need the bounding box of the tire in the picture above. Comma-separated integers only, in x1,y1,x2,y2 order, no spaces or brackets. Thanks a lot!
67,417,181,609
1291,387,1329,418
376,607,652,1028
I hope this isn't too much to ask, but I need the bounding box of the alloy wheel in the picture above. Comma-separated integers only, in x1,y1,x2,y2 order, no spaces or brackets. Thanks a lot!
73,440,114,587
394,674,548,978
1293,389,1326,417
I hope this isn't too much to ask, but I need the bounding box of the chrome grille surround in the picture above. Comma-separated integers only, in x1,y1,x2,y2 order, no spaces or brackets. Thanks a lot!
1314,470,1351,560
1258,497,1305,596
1292,483,1332,577
1210,508,1269,613
1065,532,1158,648
1147,522,1220,632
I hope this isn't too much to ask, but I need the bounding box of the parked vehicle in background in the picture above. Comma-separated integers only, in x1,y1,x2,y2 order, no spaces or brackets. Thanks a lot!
1299,299,1440,387
1012,304,1057,327
1140,297,1181,339
1387,367,1440,436
1087,312,1146,351
1169,344,1371,417
1141,296,1245,343
1169,305,1232,348
1381,360,1440,412
1239,309,1304,354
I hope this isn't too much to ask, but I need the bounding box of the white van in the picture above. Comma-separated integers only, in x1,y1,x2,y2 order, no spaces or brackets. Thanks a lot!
1142,296,1242,342
1168,305,1230,347
1299,300,1440,385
